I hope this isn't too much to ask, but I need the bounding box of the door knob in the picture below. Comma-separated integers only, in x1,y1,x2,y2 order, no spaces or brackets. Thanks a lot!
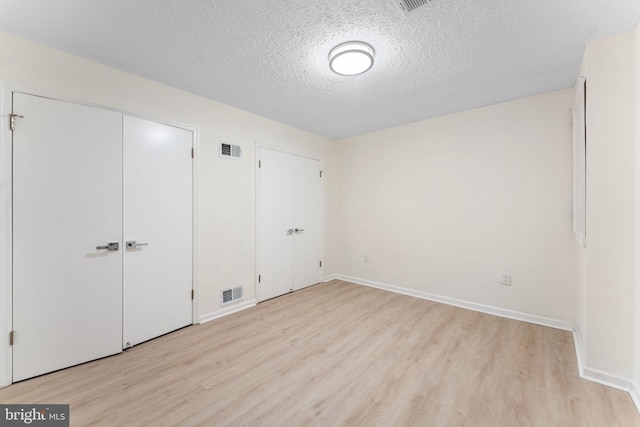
126,240,149,249
96,242,119,251
295,228,304,234
286,229,294,235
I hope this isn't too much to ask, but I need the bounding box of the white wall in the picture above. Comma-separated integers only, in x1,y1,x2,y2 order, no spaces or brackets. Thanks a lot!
574,59,589,367
575,28,638,380
0,32,338,319
336,89,576,323
635,23,640,390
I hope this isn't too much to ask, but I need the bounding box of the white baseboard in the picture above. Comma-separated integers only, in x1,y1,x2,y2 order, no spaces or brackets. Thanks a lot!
332,274,574,331
573,327,586,377
581,366,634,392
572,326,633,391
631,381,640,414
323,274,339,282
198,299,256,324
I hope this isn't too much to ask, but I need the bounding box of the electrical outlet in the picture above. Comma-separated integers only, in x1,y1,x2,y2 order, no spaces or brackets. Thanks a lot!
499,273,511,286
364,254,369,262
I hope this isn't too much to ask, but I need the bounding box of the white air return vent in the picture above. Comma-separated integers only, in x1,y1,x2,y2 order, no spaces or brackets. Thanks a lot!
221,286,243,305
220,142,242,160
394,0,431,16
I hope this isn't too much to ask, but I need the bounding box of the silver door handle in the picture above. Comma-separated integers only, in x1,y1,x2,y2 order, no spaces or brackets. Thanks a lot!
286,229,294,235
126,240,148,249
97,242,119,251
295,228,304,234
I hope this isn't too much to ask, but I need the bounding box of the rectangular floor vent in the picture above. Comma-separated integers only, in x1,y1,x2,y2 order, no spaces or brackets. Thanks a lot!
394,0,431,16
220,142,242,160
221,286,243,305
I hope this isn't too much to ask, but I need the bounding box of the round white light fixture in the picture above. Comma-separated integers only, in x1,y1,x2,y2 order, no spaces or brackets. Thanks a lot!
328,41,375,76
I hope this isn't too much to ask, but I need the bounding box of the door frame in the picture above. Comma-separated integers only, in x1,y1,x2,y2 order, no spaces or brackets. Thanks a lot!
255,144,324,303
0,81,200,387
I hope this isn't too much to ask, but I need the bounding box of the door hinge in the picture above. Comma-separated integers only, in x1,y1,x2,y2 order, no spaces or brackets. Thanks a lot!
320,170,323,178
191,148,194,158
191,289,194,300
9,114,24,131
259,160,262,168
9,331,14,346
258,274,261,283
320,260,322,267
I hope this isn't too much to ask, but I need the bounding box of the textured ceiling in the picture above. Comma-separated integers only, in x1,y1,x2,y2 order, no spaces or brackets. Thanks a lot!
0,0,639,139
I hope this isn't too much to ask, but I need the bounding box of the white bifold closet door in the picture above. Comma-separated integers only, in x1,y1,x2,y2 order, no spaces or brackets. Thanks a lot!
258,148,322,302
12,93,124,382
123,116,193,347
12,94,193,382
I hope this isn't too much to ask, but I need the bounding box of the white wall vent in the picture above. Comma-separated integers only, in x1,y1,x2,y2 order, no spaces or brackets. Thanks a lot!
394,0,431,16
220,142,242,160
221,286,243,305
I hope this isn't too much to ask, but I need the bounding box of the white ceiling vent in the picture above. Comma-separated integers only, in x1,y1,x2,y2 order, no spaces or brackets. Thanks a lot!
394,0,431,16
221,286,243,305
220,142,242,160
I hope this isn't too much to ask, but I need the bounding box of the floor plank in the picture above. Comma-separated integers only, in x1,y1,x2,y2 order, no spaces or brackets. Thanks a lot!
0,280,638,426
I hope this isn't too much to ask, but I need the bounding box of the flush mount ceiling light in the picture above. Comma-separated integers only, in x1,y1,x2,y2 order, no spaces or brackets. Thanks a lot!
328,41,375,76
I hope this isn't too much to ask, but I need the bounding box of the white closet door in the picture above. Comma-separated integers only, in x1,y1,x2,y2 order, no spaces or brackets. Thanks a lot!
258,148,322,302
292,155,323,290
12,93,123,381
123,116,193,347
258,148,294,301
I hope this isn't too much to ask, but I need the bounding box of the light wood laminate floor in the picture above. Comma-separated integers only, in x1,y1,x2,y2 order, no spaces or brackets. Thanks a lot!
1,280,638,426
